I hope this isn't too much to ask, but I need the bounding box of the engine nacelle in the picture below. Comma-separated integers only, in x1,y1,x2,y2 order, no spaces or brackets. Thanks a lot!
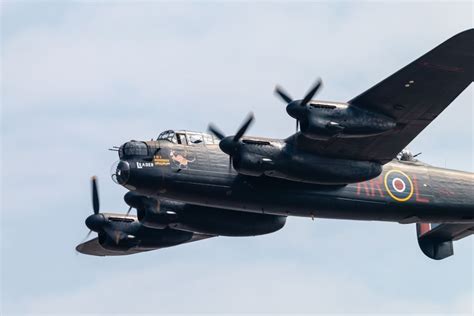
233,152,272,177
136,200,179,229
136,199,287,237
232,149,381,185
98,227,194,251
296,104,396,141
268,152,382,184
300,116,344,141
171,204,287,236
98,232,138,251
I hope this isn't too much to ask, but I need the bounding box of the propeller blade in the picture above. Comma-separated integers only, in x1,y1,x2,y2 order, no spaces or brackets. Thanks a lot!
208,123,226,140
125,206,132,216
301,78,323,106
274,85,293,104
91,176,99,214
81,230,92,243
76,230,93,254
296,120,299,132
233,112,254,142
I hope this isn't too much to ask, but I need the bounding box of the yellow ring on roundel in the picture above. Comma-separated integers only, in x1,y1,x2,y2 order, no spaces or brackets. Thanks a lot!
384,169,414,202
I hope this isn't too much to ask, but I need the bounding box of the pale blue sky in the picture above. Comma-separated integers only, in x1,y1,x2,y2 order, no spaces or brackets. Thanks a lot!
1,1,473,315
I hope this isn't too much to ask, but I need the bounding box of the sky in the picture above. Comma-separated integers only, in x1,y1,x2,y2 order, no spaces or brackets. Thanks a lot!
1,1,473,315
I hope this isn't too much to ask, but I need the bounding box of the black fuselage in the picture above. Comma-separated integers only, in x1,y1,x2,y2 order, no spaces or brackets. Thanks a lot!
121,140,474,224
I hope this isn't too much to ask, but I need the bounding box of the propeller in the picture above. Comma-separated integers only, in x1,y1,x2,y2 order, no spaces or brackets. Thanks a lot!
233,113,254,142
94,176,133,217
301,79,323,106
76,229,93,254
208,112,254,170
208,124,226,141
77,177,101,253
80,176,100,241
79,176,123,247
274,85,293,104
77,177,140,255
274,78,323,132
91,176,99,214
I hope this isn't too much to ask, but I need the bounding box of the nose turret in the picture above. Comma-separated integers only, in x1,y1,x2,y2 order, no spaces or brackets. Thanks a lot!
111,160,131,185
118,141,149,160
115,160,130,185
113,140,150,186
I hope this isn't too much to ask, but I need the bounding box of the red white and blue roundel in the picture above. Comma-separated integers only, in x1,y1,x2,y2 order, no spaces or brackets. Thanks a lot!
384,170,414,202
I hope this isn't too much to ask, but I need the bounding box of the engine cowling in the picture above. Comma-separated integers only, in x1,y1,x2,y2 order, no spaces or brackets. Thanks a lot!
136,199,287,237
232,150,381,185
299,116,343,141
136,200,179,229
98,227,194,251
268,151,382,185
171,204,287,236
98,232,138,251
298,104,397,141
233,151,271,177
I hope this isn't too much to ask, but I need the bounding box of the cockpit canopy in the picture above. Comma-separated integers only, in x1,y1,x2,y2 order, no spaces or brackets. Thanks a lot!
157,130,219,145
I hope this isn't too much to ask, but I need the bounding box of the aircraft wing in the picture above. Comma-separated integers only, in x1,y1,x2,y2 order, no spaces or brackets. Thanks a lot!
290,29,473,163
75,233,214,257
416,223,474,260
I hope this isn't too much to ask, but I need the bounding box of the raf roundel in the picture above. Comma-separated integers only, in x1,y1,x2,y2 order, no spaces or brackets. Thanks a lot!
392,178,406,192
384,170,414,202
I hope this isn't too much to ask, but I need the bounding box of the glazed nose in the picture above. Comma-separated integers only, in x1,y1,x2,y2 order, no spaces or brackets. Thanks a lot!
115,160,130,185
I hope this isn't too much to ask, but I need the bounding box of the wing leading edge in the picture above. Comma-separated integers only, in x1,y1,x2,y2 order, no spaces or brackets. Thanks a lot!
76,233,214,257
293,29,473,163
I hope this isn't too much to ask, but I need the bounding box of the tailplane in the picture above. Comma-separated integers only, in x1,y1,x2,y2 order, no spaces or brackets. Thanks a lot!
416,223,474,260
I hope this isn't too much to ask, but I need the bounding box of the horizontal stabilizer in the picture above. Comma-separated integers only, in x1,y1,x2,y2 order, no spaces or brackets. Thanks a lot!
416,223,474,260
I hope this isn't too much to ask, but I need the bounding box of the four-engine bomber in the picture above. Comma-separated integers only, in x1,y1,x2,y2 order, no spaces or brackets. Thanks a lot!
77,29,474,260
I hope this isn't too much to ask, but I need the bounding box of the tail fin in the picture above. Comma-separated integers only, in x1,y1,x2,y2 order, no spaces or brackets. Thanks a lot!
416,223,474,260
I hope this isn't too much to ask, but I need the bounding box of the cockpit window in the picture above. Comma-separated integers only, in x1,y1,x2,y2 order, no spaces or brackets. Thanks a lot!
187,133,203,145
157,130,176,143
203,134,215,145
157,130,217,146
176,133,187,145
